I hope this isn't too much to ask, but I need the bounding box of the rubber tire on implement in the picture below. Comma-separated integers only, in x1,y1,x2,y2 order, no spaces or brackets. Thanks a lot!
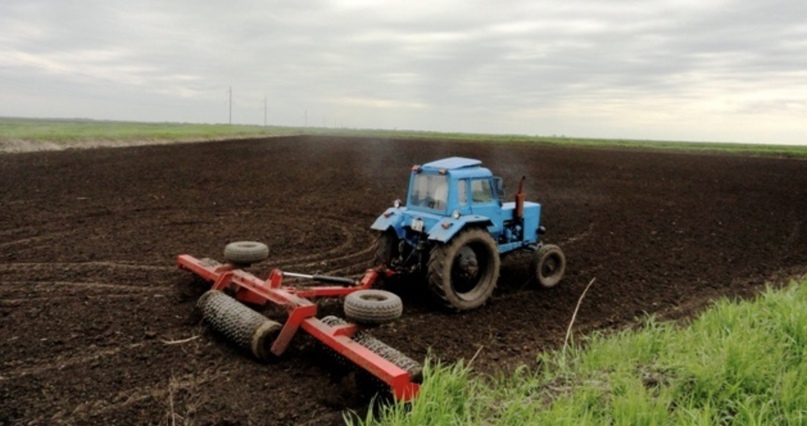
427,227,500,311
320,315,422,383
197,290,281,360
343,289,403,325
223,241,269,265
532,244,566,288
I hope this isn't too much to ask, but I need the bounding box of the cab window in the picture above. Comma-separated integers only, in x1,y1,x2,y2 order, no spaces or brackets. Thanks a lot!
471,179,494,203
410,173,448,210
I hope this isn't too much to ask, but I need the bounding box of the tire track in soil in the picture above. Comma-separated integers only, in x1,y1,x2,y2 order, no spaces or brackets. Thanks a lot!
0,232,73,251
1,293,169,306
557,222,595,247
231,208,377,280
0,343,147,380
0,280,160,292
50,370,226,424
0,262,173,273
262,213,371,269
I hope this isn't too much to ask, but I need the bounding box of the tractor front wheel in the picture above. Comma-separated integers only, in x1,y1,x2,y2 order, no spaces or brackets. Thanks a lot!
532,244,566,288
427,228,500,311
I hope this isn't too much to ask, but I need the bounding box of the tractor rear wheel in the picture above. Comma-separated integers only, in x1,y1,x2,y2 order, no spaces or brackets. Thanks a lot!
532,244,566,288
373,231,399,267
427,228,500,311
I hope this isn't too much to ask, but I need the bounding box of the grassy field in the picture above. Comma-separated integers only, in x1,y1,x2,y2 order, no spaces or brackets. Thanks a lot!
2,117,806,157
0,117,295,146
348,276,807,425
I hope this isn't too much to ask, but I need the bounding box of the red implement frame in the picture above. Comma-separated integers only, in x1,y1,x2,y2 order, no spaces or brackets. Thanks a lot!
177,254,419,401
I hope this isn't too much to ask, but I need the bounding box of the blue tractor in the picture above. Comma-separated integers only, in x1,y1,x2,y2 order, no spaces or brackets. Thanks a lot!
371,157,566,311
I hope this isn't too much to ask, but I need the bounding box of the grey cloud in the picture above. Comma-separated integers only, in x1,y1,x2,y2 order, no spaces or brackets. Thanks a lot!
1,0,805,143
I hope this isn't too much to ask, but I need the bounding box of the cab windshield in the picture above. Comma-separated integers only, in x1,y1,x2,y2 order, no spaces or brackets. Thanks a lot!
409,173,448,211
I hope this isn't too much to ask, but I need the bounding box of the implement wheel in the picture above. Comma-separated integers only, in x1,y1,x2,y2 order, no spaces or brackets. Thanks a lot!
224,241,269,265
197,290,281,360
532,244,566,288
427,228,500,311
344,289,403,325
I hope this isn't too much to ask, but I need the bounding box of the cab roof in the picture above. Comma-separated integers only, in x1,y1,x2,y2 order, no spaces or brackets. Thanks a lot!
422,157,482,170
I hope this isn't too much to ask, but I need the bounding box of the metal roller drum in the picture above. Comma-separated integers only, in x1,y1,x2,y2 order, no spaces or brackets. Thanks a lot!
320,315,423,382
197,290,282,360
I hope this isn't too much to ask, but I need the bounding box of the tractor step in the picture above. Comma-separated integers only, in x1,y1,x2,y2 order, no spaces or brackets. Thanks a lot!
197,290,281,360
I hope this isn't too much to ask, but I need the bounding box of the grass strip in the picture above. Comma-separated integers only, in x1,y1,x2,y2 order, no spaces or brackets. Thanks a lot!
349,276,807,425
0,118,296,147
2,117,806,157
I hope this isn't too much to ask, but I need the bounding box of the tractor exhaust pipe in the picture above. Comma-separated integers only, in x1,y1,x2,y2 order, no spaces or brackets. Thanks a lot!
515,175,526,220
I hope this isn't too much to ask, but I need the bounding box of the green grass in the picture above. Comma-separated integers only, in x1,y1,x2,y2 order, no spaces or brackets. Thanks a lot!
0,117,296,146
349,276,807,425
2,117,806,158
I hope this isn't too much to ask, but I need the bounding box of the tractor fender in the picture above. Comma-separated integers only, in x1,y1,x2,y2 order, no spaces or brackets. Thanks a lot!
370,207,406,235
427,215,492,243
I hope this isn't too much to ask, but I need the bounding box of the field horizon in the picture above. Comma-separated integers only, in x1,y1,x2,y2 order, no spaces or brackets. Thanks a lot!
2,116,806,157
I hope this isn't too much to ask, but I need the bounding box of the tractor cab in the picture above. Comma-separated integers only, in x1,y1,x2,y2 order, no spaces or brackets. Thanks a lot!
383,157,538,247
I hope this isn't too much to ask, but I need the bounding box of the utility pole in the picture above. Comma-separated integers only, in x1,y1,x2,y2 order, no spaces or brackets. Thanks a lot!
305,109,307,127
264,96,267,127
228,86,232,125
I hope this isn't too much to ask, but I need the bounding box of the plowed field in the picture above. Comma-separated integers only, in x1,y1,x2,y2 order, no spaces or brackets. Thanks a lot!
1,136,806,425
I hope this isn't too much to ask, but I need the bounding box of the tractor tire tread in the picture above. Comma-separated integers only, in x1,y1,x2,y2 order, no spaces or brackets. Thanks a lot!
427,227,500,311
223,241,269,265
532,244,566,288
373,232,397,266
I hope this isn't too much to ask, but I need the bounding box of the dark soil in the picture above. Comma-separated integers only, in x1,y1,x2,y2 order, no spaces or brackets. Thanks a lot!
1,136,806,425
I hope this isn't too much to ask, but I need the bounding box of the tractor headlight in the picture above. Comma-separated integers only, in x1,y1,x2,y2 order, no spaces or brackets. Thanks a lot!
452,209,461,219
393,199,402,208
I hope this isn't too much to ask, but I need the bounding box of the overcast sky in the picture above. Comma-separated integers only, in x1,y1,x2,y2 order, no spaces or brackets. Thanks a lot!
1,0,805,144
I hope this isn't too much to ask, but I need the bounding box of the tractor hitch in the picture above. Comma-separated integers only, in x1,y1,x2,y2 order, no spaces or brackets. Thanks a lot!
281,271,358,287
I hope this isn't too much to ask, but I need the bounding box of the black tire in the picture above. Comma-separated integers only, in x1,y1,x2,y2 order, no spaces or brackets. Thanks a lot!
344,289,403,325
223,241,269,265
532,244,566,288
373,231,399,267
427,228,500,311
